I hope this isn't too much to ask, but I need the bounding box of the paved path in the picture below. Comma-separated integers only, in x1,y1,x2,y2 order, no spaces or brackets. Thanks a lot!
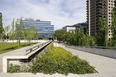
0,42,116,77
0,43,40,72
54,43,116,77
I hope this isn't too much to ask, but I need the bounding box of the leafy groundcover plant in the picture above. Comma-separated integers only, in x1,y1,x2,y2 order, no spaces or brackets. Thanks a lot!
27,46,96,75
8,64,20,73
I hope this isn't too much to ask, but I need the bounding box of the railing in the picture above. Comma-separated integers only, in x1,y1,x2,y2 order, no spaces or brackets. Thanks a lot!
67,45,116,59
80,46,116,50
90,46,116,50
25,40,52,55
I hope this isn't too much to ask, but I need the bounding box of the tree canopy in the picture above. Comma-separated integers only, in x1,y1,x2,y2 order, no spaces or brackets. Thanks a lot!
111,7,116,46
53,28,95,46
0,14,4,39
96,16,108,46
2,18,40,46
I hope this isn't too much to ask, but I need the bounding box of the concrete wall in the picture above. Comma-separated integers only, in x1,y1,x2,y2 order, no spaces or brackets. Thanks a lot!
67,46,116,59
20,43,53,71
3,41,52,73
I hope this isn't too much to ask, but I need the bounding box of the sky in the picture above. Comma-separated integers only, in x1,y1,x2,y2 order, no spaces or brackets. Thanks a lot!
0,0,86,30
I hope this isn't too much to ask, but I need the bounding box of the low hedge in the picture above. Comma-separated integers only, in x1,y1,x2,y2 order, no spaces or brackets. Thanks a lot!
27,46,96,75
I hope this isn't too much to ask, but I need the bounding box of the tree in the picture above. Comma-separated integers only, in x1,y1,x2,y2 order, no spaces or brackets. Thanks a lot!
72,28,79,45
53,27,95,46
4,25,10,40
31,26,39,40
32,26,39,40
2,17,40,45
65,32,72,44
0,14,4,39
69,32,75,45
96,17,108,46
11,18,16,40
9,19,16,40
111,7,116,47
26,25,33,43
53,29,66,42
0,26,4,39
79,27,85,46
15,18,23,46
22,23,39,43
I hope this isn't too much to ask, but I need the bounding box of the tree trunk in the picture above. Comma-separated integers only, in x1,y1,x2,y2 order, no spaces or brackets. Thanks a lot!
19,40,20,47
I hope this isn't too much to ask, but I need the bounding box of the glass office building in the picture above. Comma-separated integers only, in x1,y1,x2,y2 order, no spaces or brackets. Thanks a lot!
22,19,54,39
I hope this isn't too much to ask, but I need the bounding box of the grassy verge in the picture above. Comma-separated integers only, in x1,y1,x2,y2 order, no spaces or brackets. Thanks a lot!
27,46,96,75
0,42,37,54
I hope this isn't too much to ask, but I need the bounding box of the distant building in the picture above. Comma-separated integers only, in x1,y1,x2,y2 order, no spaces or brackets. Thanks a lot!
22,19,54,39
63,22,87,34
73,22,87,34
63,26,76,33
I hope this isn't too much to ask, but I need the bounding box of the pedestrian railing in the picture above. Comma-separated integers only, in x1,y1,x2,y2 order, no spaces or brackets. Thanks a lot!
67,45,116,59
25,40,52,55
80,46,116,50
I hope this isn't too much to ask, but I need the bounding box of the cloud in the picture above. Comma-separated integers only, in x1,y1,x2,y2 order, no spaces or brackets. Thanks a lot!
0,0,86,30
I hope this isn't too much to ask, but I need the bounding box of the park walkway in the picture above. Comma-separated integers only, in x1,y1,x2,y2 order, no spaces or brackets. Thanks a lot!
0,43,40,72
0,42,116,77
54,43,116,77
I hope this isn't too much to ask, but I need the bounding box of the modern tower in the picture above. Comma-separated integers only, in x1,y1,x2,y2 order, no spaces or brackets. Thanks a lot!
87,0,116,39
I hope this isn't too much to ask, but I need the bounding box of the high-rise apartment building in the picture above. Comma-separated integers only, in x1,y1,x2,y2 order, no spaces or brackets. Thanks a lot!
87,0,116,39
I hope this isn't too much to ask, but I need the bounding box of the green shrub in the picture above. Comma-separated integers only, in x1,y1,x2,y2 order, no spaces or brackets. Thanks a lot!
8,64,20,73
27,46,96,75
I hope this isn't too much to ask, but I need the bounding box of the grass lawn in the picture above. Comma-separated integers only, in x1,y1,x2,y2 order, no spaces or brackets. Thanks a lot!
0,42,37,54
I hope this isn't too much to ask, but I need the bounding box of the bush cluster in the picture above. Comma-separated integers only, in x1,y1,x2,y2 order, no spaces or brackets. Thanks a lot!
28,46,95,75
53,28,95,46
8,64,20,73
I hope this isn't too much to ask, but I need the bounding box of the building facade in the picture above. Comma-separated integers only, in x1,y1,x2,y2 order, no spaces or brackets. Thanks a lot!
63,23,87,34
87,0,116,39
63,26,76,33
22,19,54,39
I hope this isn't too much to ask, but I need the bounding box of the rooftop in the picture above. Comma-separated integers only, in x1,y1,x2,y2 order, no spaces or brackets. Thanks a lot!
23,18,51,23
63,25,75,27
